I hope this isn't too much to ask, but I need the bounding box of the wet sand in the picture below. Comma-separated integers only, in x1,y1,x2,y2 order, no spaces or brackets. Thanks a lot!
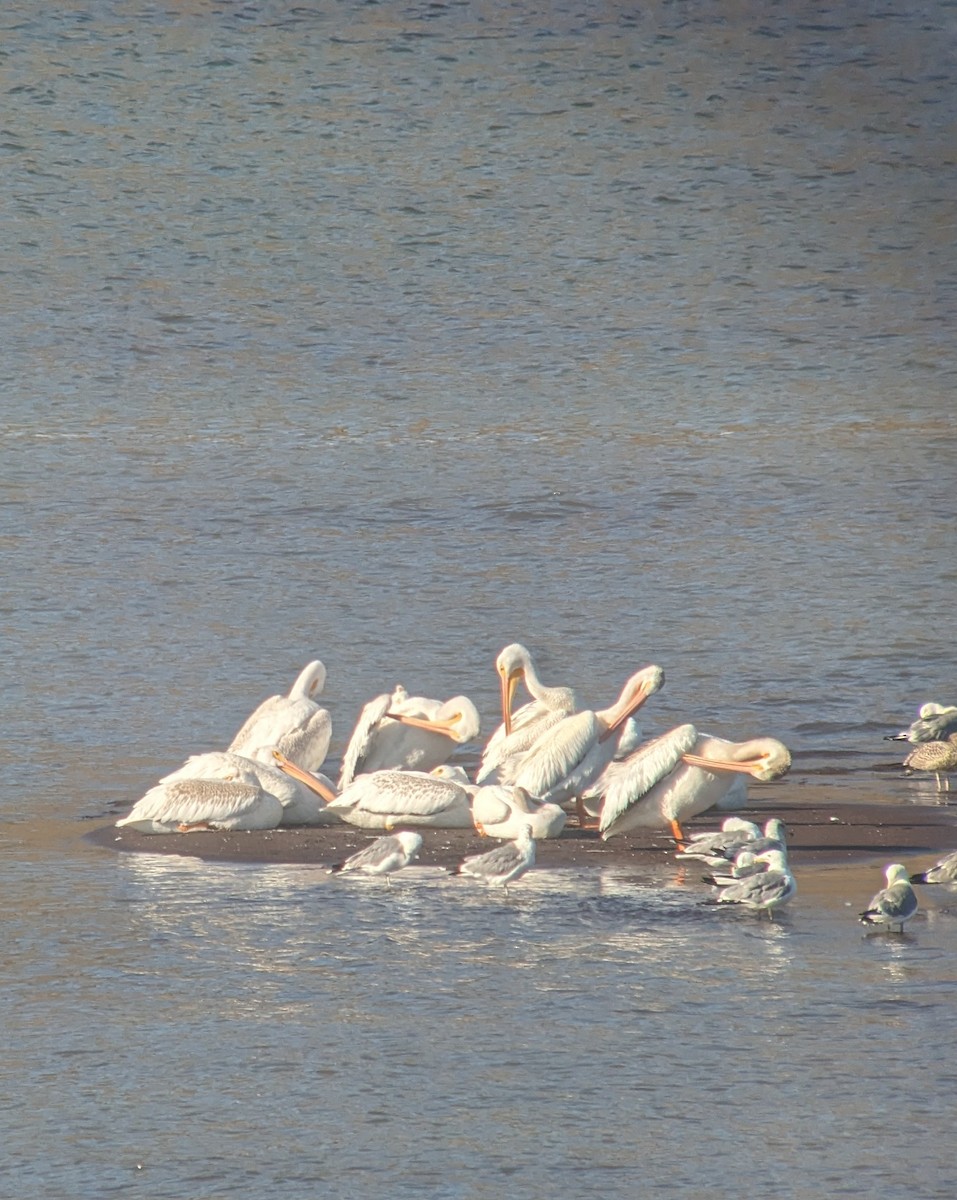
87,779,957,871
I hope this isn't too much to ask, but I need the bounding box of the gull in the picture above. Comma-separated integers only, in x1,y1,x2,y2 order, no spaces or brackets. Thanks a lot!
329,832,423,881
902,732,957,791
910,850,957,886
886,702,957,745
455,823,536,895
859,864,919,933
712,849,796,918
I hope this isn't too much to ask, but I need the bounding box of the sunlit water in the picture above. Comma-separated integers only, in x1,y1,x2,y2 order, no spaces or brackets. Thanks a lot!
2,1,955,1196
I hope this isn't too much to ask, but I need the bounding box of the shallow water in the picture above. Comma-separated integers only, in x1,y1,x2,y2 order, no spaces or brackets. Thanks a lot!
2,1,956,1196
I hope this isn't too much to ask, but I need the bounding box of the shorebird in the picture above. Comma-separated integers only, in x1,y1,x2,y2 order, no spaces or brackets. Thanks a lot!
712,849,796,918
886,702,957,745
902,731,957,791
910,849,957,886
454,823,536,895
859,864,919,933
329,831,423,882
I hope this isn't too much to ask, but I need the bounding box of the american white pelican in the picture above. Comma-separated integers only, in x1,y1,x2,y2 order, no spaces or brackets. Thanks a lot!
118,749,301,833
476,643,577,784
470,784,567,840
859,864,919,933
902,732,957,791
338,685,480,789
161,749,339,827
285,765,476,830
886,702,957,744
229,660,331,773
455,823,536,894
598,724,792,844
713,849,796,917
502,665,665,821
910,850,957,886
116,778,284,834
330,831,423,879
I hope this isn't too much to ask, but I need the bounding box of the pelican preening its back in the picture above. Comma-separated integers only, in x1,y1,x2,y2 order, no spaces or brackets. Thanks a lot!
503,665,666,819
338,686,480,789
228,660,331,773
598,725,793,844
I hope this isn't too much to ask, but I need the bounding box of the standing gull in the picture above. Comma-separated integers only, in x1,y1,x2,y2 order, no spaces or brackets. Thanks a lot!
330,832,423,881
713,849,796,918
859,864,919,933
902,732,957,791
455,823,536,895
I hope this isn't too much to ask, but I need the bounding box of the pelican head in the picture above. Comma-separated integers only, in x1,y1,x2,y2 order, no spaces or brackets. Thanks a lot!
289,659,327,700
681,737,792,781
495,643,533,736
385,697,481,745
599,665,666,742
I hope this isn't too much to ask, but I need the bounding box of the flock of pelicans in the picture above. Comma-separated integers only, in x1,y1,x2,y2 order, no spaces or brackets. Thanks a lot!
115,647,957,928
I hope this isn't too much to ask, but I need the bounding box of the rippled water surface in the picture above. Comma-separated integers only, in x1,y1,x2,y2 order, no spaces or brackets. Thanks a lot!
2,1,956,1196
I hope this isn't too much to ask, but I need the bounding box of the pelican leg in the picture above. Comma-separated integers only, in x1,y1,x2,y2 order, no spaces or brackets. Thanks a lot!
177,820,213,833
575,796,598,829
670,819,687,848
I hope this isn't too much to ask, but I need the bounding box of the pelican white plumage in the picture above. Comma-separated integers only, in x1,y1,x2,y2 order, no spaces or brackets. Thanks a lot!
886,702,957,744
307,767,476,831
117,778,283,834
229,660,332,773
455,823,536,894
119,750,340,832
713,849,796,917
503,665,665,821
329,831,423,880
476,644,577,784
599,724,792,844
859,863,919,933
902,732,957,791
910,849,957,886
338,685,480,789
470,784,567,840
